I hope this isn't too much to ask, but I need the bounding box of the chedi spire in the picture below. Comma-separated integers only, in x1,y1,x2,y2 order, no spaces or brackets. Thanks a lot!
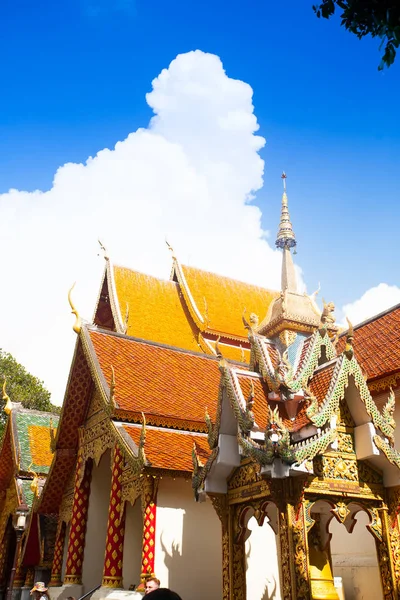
275,172,296,250
275,173,297,293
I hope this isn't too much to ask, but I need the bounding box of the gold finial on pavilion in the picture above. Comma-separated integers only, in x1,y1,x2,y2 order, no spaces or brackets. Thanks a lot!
28,463,39,497
240,345,245,363
110,366,116,408
344,317,354,359
68,283,82,334
138,412,147,465
2,378,12,415
215,336,222,359
49,418,56,453
98,239,109,260
123,303,129,334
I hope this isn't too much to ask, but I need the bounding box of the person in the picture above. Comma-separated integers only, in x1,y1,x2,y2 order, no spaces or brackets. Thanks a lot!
144,590,182,600
145,577,160,594
30,583,50,600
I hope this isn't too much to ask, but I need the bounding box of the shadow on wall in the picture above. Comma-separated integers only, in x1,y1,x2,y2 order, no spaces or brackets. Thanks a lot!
160,534,183,593
246,539,278,600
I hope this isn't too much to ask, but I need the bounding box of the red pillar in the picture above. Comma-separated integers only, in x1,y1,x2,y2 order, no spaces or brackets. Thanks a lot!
49,521,67,587
63,454,93,585
137,478,158,591
101,446,126,588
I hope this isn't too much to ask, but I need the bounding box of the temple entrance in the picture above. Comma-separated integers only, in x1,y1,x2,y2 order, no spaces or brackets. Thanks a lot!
243,503,281,600
309,500,383,600
330,504,383,600
81,452,112,593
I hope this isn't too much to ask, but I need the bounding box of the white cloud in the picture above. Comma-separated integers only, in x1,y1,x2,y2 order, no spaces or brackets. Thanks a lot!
1,50,294,403
341,283,400,325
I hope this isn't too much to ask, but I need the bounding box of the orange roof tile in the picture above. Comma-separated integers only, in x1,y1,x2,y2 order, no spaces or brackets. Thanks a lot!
337,305,400,381
87,329,221,427
113,266,200,353
295,336,312,377
28,425,54,468
123,425,210,472
309,363,337,403
178,264,279,339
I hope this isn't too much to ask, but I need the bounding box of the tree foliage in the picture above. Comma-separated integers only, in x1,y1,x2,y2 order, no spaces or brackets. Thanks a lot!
0,349,60,437
313,1,400,69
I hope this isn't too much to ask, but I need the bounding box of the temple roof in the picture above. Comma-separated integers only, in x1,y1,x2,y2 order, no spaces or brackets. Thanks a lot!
86,327,221,431
0,406,58,479
123,424,210,472
112,266,200,352
337,304,400,382
12,407,58,474
173,262,279,339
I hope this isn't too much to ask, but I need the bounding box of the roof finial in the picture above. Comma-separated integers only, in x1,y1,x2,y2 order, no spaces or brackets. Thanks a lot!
276,172,296,250
2,377,12,415
68,283,82,334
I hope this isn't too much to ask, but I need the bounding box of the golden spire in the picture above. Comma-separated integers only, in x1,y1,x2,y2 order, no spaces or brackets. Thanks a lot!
275,172,297,251
68,283,82,334
275,173,297,293
2,378,12,415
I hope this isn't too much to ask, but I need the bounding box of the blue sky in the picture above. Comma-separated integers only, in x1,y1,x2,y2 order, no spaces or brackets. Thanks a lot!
1,0,400,397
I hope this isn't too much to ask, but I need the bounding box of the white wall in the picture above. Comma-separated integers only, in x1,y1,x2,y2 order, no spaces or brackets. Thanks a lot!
122,500,142,590
330,511,383,600
82,451,112,593
155,477,222,600
245,514,281,600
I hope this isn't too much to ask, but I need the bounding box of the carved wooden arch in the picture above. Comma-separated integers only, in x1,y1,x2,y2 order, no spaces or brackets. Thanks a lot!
235,500,279,543
305,498,336,551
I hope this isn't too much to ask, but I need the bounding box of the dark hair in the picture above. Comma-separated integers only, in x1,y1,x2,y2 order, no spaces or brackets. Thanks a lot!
144,589,182,600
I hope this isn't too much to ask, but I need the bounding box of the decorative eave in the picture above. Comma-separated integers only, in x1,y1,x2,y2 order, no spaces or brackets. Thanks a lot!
368,371,400,394
171,257,205,328
306,352,396,443
106,260,125,333
80,324,117,415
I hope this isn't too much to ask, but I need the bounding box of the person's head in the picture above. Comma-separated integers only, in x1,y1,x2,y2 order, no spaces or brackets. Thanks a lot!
144,590,182,600
30,583,48,598
145,577,160,594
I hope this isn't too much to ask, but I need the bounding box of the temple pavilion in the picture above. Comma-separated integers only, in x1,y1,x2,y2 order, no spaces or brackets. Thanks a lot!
2,175,400,600
0,395,59,600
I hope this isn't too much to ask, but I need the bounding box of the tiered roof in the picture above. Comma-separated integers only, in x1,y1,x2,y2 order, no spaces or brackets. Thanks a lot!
94,258,278,365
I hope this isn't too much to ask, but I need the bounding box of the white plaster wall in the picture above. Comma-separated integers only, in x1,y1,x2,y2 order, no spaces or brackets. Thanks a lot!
245,515,281,600
154,477,222,600
122,500,143,590
330,511,383,600
81,451,112,594
61,523,70,581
